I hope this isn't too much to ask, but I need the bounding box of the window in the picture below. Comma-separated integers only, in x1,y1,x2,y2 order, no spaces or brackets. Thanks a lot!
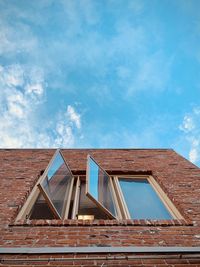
113,176,183,220
86,155,119,219
37,151,74,219
118,178,172,219
16,150,184,221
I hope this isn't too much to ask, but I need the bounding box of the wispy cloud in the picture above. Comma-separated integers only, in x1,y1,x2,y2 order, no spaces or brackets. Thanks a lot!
0,0,199,156
67,105,81,129
61,0,100,29
124,51,173,96
179,115,195,133
53,107,81,147
0,0,168,98
0,64,82,148
179,107,200,164
0,21,37,56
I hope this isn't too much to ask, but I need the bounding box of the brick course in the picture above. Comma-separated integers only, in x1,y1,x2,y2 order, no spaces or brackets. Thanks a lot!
0,149,200,266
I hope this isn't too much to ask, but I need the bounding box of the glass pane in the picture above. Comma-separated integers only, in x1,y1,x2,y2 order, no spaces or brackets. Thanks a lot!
78,181,108,219
87,156,117,218
68,180,76,219
29,193,54,219
40,151,73,218
119,178,172,219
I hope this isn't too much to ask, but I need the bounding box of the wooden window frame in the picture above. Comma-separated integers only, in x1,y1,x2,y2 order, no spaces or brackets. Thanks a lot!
38,149,74,219
85,155,121,220
16,152,184,222
112,175,184,220
16,149,74,221
71,176,81,219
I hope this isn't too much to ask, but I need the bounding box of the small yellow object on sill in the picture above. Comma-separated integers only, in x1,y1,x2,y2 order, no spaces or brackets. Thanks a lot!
78,215,94,220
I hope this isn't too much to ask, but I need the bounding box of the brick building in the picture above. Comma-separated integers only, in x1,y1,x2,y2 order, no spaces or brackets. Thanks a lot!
0,148,200,266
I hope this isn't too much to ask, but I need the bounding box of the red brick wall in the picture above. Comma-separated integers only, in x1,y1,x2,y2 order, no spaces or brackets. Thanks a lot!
0,149,200,266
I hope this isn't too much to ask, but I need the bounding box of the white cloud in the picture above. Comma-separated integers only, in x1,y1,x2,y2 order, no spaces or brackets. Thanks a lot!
67,105,81,129
61,0,99,32
0,1,84,148
0,64,82,148
7,93,26,119
0,64,24,87
179,108,200,164
125,51,173,95
0,64,44,147
53,106,81,147
25,84,43,96
0,0,171,98
189,148,198,163
0,22,38,56
55,123,74,147
179,115,195,132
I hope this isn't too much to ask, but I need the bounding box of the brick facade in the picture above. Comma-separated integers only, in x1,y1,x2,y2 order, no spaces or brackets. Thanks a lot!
0,149,200,266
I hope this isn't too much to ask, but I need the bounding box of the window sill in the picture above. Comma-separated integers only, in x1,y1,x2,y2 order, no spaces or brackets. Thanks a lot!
10,218,193,227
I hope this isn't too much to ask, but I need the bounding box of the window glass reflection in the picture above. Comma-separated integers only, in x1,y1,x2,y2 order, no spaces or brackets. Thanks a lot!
40,152,73,217
119,178,172,219
79,181,108,219
88,157,117,218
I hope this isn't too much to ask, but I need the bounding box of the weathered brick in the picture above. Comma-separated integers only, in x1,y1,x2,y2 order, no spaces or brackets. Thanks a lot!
0,148,199,266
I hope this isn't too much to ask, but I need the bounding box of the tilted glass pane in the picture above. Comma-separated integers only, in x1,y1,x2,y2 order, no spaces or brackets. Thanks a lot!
119,178,172,219
40,151,73,218
87,156,117,218
78,181,108,219
29,193,54,219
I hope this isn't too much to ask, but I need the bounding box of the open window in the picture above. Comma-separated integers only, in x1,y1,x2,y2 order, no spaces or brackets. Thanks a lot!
85,155,119,219
37,150,74,219
16,151,119,220
16,151,184,221
16,149,74,220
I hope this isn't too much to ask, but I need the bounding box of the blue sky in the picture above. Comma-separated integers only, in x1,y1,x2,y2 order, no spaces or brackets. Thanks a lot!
0,0,200,166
